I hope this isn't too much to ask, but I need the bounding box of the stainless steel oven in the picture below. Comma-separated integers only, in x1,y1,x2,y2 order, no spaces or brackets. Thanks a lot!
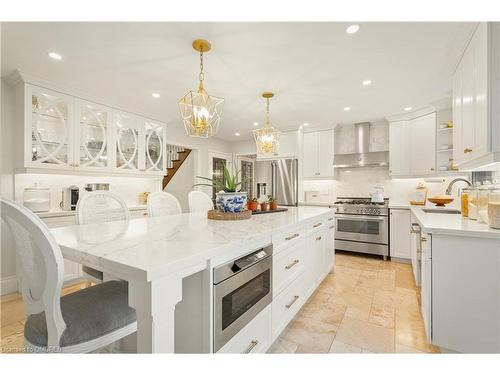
335,214,389,244
213,245,273,352
334,197,389,259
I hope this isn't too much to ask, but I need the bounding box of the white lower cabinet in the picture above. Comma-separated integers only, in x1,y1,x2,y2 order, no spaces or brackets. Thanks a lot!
389,208,411,260
273,240,307,296
271,273,308,339
420,232,432,342
217,305,272,354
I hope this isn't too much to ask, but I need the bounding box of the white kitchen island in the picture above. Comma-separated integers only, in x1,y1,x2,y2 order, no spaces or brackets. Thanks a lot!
49,206,335,353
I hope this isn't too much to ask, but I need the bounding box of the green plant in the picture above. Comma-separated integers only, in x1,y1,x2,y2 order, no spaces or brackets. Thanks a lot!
193,165,248,193
249,197,258,202
268,195,276,202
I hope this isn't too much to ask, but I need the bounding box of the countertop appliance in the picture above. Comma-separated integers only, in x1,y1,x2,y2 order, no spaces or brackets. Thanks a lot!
334,197,389,260
84,183,109,192
61,185,79,211
23,184,50,213
271,159,298,206
213,244,273,352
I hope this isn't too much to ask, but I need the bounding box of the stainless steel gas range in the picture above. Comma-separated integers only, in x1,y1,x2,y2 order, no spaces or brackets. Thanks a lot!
333,197,389,260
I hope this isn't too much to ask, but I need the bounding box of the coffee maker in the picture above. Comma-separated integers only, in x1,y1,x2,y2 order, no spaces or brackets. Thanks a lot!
61,185,80,211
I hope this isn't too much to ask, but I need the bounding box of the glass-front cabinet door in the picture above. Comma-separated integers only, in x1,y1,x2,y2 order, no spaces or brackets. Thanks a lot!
114,112,142,172
29,85,74,168
74,100,112,170
144,120,166,174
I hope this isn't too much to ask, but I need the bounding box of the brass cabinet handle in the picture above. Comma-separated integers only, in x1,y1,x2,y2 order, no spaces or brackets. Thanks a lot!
285,259,300,270
313,223,322,228
328,217,334,221
430,168,435,171
316,236,322,241
243,340,259,354
464,148,473,154
285,233,300,241
329,225,335,229
285,295,300,309
421,237,428,242
315,172,320,176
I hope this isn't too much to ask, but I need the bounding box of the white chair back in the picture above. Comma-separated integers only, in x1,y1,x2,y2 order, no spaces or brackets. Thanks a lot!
1,198,66,347
147,192,182,217
76,191,129,225
188,190,214,213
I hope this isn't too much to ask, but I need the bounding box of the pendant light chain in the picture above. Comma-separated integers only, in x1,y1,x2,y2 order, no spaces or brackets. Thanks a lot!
198,50,205,90
266,98,270,127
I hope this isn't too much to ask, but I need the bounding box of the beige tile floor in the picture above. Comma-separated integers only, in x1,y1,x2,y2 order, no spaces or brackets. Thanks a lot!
1,253,440,354
268,252,441,354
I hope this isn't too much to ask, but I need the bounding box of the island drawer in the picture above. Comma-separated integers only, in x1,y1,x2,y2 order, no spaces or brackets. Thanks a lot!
307,216,329,233
271,272,308,340
272,224,306,253
216,305,271,354
273,240,306,296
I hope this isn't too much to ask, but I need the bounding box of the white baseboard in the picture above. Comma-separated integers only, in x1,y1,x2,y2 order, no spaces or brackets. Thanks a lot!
0,275,18,295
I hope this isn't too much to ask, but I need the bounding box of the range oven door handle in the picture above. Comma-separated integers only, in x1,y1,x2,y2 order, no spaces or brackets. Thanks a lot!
336,215,386,222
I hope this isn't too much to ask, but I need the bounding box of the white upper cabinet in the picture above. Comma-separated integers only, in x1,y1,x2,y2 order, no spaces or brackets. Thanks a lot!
410,113,436,175
303,129,335,178
18,82,167,177
74,100,113,171
28,85,75,169
389,120,411,176
389,112,436,177
144,119,167,174
453,22,500,169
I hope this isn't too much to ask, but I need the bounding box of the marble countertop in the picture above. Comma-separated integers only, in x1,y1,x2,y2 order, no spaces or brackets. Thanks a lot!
410,206,500,239
50,206,333,280
37,205,147,218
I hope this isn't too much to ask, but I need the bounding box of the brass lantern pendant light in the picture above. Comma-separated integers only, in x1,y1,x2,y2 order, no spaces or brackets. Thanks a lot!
253,92,281,155
179,39,224,138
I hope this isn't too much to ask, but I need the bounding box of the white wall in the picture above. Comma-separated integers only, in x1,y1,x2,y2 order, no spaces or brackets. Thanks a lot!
164,151,195,212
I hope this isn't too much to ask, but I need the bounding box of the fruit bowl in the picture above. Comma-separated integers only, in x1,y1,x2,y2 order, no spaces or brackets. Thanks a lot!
428,195,454,207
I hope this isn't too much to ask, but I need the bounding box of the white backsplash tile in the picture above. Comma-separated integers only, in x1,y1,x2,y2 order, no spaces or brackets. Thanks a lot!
15,173,162,211
303,168,469,203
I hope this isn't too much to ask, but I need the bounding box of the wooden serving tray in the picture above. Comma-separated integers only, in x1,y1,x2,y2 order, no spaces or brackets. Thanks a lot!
251,207,288,215
207,210,252,220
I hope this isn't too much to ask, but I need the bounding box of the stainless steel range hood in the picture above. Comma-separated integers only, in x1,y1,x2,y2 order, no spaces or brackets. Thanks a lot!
333,122,389,168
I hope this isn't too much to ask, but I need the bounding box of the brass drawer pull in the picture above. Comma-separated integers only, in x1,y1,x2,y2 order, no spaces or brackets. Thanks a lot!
464,148,473,154
329,225,335,229
316,236,322,241
313,223,322,228
285,233,300,241
421,237,428,242
285,295,300,309
243,340,259,354
285,259,300,270
328,217,334,221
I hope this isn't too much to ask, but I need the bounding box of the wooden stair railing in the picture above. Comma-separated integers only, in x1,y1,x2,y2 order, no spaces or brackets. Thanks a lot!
162,145,192,189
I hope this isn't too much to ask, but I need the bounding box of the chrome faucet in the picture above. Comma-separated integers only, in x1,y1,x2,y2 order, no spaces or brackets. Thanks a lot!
445,178,472,195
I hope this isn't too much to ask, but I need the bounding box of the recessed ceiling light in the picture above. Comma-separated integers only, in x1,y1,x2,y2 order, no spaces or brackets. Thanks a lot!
362,79,372,86
234,132,241,136
303,122,310,127
346,25,360,34
344,106,351,111
253,122,259,126
152,93,160,98
48,52,62,60
404,106,413,111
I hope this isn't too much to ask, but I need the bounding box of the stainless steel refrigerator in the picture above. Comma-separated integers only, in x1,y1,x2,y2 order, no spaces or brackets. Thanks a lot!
271,159,298,206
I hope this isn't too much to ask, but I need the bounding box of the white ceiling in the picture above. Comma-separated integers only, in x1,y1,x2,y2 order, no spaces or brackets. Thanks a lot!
1,22,475,141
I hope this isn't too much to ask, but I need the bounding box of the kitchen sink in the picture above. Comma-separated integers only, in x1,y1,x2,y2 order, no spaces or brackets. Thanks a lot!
422,208,461,214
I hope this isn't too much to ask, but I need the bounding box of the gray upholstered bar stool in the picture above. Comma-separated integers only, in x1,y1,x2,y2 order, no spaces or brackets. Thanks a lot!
75,191,130,283
1,198,137,353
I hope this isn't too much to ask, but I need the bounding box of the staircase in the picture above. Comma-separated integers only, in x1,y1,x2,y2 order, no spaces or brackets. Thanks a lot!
162,144,192,189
